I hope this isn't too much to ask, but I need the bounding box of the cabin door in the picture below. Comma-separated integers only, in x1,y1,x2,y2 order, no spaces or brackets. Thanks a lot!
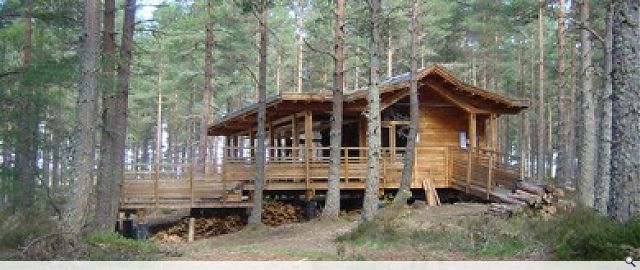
381,121,409,160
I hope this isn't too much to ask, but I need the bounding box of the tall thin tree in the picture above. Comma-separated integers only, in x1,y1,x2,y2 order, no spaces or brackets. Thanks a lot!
61,0,101,234
395,0,419,204
324,0,345,219
249,0,268,225
610,0,640,222
362,0,382,222
536,1,546,183
555,0,569,184
199,0,214,172
576,0,596,207
595,0,613,215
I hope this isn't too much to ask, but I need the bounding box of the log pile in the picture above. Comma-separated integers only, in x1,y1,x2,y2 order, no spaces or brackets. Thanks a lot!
153,215,245,242
262,201,305,226
486,183,567,219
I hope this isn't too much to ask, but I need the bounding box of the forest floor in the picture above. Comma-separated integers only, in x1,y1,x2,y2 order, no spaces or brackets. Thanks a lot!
157,203,552,261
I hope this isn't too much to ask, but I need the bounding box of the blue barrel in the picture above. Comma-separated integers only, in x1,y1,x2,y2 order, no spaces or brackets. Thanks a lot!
305,200,318,220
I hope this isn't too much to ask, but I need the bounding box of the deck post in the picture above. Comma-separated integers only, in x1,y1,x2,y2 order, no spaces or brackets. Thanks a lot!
249,129,255,161
269,121,275,159
189,162,194,207
390,123,396,162
468,113,477,149
490,113,498,153
487,154,493,200
446,147,451,185
344,148,349,184
466,149,472,193
358,118,366,158
304,111,313,191
154,163,159,207
188,217,195,242
292,114,299,159
382,156,387,191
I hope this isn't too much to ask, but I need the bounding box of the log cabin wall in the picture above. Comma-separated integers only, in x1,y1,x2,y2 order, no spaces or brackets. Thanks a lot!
412,87,486,188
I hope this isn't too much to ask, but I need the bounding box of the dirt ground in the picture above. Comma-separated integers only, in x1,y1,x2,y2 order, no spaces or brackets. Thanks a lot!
157,203,532,261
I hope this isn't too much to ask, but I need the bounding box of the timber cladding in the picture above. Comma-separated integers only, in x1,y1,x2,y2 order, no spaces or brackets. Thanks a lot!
120,64,528,210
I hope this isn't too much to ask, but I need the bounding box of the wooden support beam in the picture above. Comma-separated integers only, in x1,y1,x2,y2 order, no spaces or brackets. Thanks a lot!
468,113,477,149
380,89,410,111
344,148,349,183
490,113,498,152
304,111,313,190
390,123,396,162
249,129,255,159
188,217,195,242
466,150,472,193
426,81,489,114
487,154,493,200
269,121,275,159
292,115,299,159
358,118,366,158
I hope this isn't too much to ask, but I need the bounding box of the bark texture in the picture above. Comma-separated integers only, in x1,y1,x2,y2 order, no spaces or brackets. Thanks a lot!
610,0,640,222
199,0,214,172
61,0,101,234
595,1,613,215
536,2,546,184
323,0,345,219
249,1,268,225
576,0,596,207
94,0,135,232
396,0,419,203
555,0,569,184
362,0,382,222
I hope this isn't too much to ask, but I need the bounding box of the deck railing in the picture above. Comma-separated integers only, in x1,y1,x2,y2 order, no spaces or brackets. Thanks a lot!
120,146,520,209
449,147,521,200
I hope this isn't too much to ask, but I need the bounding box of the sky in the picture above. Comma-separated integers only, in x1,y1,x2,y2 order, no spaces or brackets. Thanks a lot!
138,0,161,21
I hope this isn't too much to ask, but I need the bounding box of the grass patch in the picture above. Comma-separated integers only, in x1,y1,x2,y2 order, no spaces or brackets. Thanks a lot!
337,207,544,258
336,209,405,248
409,215,544,258
0,209,55,251
85,232,160,260
548,207,640,260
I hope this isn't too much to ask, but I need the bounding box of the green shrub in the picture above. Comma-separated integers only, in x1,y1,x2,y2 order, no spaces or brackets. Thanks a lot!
335,215,403,245
0,209,55,250
550,207,640,260
86,232,157,253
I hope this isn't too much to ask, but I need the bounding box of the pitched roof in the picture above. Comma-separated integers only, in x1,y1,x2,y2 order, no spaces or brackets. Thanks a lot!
208,64,528,136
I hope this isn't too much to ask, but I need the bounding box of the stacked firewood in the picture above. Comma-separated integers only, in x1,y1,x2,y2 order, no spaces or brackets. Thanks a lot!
262,201,305,226
486,183,567,219
153,215,245,242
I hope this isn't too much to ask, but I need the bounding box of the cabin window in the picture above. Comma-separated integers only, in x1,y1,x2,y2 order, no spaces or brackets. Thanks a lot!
459,131,467,149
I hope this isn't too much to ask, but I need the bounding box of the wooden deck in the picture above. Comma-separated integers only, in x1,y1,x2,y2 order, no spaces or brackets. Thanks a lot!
120,147,523,210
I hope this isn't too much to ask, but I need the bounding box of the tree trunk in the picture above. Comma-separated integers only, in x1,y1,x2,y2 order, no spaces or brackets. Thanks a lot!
387,28,392,78
610,0,640,222
61,0,101,234
568,39,578,182
323,0,344,219
249,1,268,225
576,0,596,207
395,0,419,204
595,0,613,215
199,0,214,172
362,0,382,222
295,0,305,93
481,13,488,89
556,0,568,184
536,2,546,184
95,0,116,232
16,0,37,210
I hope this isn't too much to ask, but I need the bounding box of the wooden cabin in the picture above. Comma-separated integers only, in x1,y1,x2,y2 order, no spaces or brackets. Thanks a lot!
120,65,528,210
